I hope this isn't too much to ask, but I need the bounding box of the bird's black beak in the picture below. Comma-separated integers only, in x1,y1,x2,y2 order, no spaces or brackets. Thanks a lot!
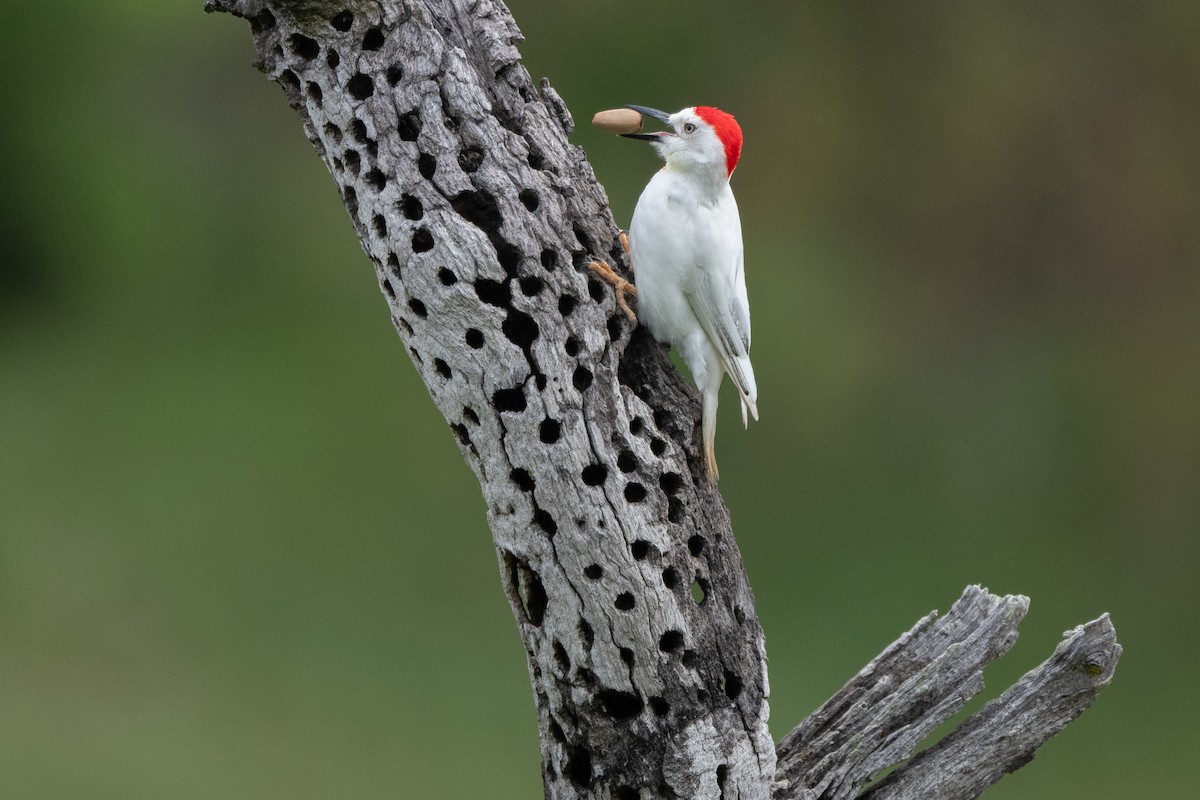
621,105,672,140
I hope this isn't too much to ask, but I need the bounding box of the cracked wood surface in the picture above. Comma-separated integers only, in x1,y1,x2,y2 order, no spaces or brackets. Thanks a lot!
208,3,1120,799
773,586,1119,799
858,608,1120,800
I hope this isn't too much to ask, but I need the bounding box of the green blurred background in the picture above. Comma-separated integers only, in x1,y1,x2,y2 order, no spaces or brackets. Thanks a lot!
2,2,1196,797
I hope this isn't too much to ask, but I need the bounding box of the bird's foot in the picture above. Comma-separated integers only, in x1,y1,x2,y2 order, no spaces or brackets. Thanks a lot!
586,259,638,321
586,240,638,322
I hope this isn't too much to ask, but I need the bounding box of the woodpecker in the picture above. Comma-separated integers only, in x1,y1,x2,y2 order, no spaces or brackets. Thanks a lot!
592,105,757,481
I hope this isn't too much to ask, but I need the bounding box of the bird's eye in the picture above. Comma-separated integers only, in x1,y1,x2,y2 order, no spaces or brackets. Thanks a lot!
683,122,696,133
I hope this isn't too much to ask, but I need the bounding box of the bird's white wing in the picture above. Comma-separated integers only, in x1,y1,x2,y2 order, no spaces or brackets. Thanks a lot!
684,260,758,423
727,248,757,427
685,278,753,384
731,248,751,351
683,190,757,420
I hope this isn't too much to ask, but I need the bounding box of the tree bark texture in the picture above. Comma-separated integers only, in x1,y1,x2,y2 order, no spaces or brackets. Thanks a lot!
206,1,773,797
206,2,1120,799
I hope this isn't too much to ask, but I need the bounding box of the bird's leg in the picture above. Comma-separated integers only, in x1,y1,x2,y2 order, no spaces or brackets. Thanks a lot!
586,230,638,322
701,381,721,483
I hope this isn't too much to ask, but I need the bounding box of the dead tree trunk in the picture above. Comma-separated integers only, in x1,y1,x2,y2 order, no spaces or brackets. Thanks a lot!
205,2,1121,798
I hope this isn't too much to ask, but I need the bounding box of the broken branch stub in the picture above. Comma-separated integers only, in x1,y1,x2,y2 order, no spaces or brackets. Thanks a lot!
772,586,1120,800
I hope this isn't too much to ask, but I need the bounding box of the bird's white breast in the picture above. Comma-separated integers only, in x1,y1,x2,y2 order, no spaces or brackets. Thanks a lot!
628,169,742,348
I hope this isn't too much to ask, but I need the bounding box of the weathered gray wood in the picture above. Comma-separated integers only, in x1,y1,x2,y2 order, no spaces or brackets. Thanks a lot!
772,587,1120,800
859,612,1120,800
774,587,1028,799
207,3,1120,799
205,1,772,798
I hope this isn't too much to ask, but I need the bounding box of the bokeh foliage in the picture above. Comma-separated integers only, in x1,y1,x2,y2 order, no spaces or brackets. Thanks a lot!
1,2,1196,797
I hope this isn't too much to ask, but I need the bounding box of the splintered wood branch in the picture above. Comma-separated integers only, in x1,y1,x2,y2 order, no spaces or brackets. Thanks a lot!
772,586,1120,800
859,611,1120,800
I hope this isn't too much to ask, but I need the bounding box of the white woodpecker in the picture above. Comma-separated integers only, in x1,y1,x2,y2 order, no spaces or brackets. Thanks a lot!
592,105,758,481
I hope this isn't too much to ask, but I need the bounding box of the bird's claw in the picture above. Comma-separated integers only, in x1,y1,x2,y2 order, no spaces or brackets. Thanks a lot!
587,260,638,321
587,231,638,321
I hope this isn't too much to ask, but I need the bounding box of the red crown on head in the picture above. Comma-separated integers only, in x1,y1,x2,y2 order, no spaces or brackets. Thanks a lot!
694,106,742,177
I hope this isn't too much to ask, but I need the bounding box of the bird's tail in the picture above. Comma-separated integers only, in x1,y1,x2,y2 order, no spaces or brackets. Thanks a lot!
734,354,758,429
